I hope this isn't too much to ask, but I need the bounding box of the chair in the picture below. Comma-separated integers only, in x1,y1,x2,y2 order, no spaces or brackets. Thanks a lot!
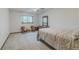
21,26,26,33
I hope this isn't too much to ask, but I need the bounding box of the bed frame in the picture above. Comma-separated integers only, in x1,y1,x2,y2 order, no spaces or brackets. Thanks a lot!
37,31,56,50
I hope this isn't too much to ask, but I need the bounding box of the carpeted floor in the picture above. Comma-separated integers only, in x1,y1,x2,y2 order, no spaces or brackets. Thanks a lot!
2,32,50,50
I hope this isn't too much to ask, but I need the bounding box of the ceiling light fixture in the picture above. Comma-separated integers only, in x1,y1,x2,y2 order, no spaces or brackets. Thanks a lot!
32,8,40,12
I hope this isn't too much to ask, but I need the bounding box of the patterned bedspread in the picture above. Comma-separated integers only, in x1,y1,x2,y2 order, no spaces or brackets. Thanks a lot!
38,28,79,50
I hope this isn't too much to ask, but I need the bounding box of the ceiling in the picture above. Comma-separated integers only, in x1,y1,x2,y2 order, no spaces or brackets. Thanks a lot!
9,8,50,14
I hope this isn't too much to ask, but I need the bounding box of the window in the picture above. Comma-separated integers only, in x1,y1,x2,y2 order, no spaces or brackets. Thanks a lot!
42,16,48,27
21,16,33,24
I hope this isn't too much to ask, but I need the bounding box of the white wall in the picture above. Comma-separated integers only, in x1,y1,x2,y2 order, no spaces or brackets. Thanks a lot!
39,8,79,30
0,8,10,49
10,10,39,33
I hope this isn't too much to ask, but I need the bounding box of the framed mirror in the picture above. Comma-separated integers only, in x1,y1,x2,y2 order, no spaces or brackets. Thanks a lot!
42,16,48,27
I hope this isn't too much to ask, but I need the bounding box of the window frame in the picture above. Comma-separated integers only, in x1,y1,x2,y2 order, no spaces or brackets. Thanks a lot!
21,15,33,24
42,16,48,27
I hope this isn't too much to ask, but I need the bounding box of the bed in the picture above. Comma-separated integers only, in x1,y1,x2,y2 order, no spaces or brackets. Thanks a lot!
38,28,79,50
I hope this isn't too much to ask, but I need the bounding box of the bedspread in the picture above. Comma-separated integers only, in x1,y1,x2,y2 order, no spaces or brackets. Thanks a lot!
38,28,79,50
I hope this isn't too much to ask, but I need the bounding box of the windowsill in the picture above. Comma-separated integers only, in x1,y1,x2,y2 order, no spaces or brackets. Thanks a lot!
22,22,33,24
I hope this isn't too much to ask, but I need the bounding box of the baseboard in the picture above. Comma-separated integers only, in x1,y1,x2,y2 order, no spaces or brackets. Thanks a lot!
10,32,21,34
10,31,36,34
0,33,10,50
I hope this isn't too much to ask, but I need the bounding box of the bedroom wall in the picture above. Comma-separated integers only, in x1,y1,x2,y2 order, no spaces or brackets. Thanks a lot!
10,10,39,33
0,8,10,49
39,8,79,30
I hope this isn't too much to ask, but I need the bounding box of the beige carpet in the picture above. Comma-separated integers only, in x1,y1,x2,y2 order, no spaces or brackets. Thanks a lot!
2,32,50,50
